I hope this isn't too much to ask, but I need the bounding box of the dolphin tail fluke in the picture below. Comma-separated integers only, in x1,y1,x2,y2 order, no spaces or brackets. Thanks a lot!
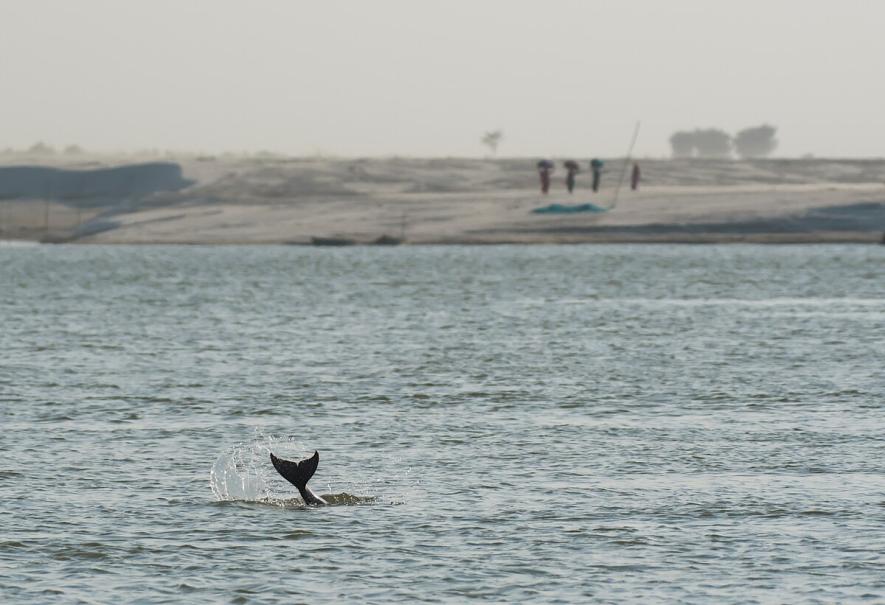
270,450,319,489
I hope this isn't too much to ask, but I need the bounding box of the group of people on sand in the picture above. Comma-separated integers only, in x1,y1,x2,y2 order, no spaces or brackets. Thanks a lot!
536,159,640,195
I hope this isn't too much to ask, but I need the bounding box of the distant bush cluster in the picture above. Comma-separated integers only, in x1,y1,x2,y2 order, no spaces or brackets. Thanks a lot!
0,141,85,156
669,125,778,159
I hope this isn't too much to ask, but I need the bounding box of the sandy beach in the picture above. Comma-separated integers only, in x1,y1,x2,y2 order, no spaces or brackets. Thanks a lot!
1,156,883,244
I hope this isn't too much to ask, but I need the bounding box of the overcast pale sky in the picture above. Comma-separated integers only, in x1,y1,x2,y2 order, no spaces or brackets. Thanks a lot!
2,0,883,157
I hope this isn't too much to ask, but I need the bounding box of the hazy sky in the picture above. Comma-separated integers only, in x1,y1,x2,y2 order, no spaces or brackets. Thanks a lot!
2,0,883,157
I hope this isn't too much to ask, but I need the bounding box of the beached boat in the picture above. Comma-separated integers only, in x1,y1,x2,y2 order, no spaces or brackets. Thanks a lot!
310,236,355,246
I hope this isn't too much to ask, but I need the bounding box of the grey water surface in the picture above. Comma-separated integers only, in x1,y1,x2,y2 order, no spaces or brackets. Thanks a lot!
1,244,884,603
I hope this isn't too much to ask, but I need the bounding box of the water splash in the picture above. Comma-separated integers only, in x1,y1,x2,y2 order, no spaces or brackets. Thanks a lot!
209,431,308,502
209,431,387,504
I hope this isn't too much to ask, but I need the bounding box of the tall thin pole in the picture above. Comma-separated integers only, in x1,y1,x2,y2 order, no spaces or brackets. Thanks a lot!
609,121,641,210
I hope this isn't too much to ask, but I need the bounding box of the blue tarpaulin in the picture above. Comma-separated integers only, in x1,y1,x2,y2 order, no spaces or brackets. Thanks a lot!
532,203,608,214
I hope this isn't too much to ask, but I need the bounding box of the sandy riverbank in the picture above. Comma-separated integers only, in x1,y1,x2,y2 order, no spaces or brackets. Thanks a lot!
1,156,884,244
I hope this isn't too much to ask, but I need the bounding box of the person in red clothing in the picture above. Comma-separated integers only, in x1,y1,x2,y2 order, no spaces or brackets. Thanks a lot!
630,162,641,191
537,160,554,194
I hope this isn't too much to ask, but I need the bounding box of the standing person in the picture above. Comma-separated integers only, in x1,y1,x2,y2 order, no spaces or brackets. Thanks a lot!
537,160,554,194
590,158,604,192
630,162,641,191
563,160,580,193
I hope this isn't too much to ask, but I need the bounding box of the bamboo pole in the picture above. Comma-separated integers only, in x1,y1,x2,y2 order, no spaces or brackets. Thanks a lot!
609,121,641,210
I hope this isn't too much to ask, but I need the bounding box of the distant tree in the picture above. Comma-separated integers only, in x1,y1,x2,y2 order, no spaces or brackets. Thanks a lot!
28,141,55,155
481,130,504,155
733,124,778,159
669,131,695,158
63,144,84,155
692,128,732,158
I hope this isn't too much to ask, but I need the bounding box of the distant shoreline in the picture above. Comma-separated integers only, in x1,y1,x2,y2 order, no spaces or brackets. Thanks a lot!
4,233,883,246
1,157,883,245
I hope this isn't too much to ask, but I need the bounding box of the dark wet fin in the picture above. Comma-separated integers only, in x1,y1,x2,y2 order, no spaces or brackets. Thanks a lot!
270,450,319,489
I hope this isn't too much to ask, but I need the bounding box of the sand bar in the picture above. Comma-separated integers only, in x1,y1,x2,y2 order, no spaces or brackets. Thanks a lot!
1,156,883,244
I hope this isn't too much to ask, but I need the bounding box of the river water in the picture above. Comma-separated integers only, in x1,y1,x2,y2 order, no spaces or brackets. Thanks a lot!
1,244,884,603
